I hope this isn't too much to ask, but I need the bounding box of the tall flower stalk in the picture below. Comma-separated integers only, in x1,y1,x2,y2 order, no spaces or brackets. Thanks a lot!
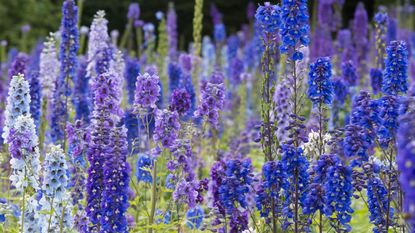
306,56,333,233
51,0,79,146
279,0,310,231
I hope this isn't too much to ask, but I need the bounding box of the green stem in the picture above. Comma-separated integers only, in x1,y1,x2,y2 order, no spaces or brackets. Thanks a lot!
120,20,133,49
20,169,27,233
77,0,84,29
148,160,157,233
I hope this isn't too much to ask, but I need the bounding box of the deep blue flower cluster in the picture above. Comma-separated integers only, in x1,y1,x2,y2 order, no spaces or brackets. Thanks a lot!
343,124,371,167
341,60,358,86
51,0,78,142
125,57,140,104
218,158,253,212
280,145,309,220
370,68,383,95
256,161,288,218
350,91,380,142
323,160,354,231
73,57,90,123
101,126,130,233
382,40,408,95
279,0,310,60
332,78,348,104
214,23,226,42
169,88,191,116
255,2,281,35
86,72,120,231
303,154,337,215
308,57,333,106
377,95,400,148
186,205,204,229
396,98,415,229
367,176,394,233
136,154,153,183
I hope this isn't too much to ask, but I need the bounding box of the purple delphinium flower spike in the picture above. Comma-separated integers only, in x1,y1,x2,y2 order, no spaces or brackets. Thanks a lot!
127,3,140,20
153,109,180,149
101,126,131,233
134,72,161,110
51,0,79,143
87,10,110,78
273,80,292,145
194,72,225,128
167,3,178,59
86,71,121,231
352,2,368,73
8,53,28,79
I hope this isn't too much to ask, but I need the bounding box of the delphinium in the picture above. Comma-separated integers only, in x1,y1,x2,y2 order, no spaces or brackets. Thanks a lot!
156,12,168,100
51,0,78,144
280,145,309,231
254,2,280,164
397,97,415,231
125,56,140,105
73,56,91,122
169,140,207,231
39,145,73,233
209,158,253,232
302,56,333,232
2,74,31,142
376,40,408,232
8,53,28,79
101,126,131,233
167,3,178,60
210,4,226,46
133,69,164,232
322,156,354,232
39,35,59,148
7,114,41,232
352,2,368,78
27,44,42,131
278,0,310,231
143,23,156,64
370,9,388,95
346,90,380,166
194,71,225,131
86,71,121,232
134,72,161,111
66,120,90,231
256,160,288,232
186,205,204,230
273,80,291,145
87,10,110,78
310,0,335,59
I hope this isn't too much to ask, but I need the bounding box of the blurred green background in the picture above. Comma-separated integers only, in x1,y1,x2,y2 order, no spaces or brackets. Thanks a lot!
0,0,402,51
